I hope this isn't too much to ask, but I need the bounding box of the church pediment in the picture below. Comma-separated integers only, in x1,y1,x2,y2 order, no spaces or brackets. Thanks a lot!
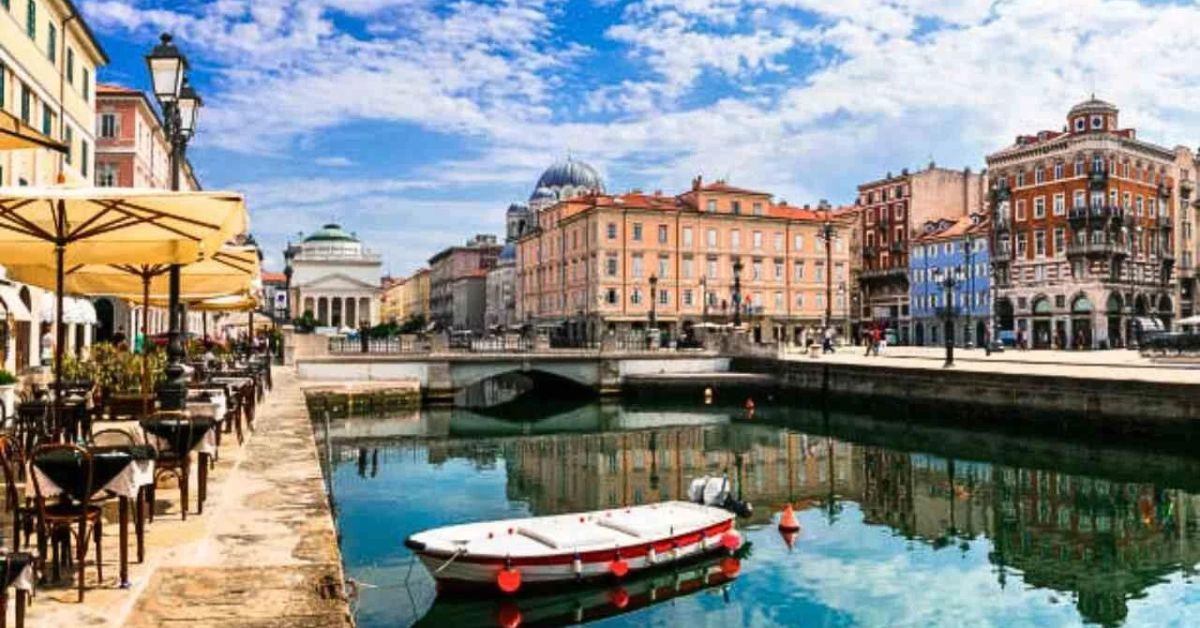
295,273,379,291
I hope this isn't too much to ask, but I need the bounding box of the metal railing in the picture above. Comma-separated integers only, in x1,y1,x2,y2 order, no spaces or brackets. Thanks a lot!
328,336,427,354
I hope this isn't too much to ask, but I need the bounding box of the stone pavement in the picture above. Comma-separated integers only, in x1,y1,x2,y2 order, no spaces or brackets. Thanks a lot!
779,344,1200,385
15,369,352,627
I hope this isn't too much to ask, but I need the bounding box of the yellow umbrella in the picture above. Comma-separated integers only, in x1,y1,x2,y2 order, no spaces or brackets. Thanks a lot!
0,186,248,399
0,109,68,152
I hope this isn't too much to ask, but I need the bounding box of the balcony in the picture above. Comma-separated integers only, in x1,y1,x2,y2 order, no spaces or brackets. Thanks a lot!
993,218,1010,234
863,245,878,258
889,241,906,254
1066,239,1129,258
1068,206,1089,229
992,248,1012,262
1088,168,1108,190
859,266,908,282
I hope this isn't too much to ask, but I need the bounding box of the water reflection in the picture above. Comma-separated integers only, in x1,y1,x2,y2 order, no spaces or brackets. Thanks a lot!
326,401,1200,627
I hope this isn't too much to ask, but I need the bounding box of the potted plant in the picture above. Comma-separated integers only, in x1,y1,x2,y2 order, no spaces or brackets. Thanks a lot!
0,368,18,419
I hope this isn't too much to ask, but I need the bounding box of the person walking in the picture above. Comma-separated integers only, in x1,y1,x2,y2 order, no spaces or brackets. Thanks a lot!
823,326,835,354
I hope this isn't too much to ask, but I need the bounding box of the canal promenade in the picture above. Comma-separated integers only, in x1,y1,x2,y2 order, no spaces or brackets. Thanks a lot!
19,368,351,627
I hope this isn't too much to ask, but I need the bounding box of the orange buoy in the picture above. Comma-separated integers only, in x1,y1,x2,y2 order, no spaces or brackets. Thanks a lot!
609,587,630,609
720,531,742,551
497,566,522,594
719,556,741,578
778,504,800,533
609,559,630,578
496,601,523,628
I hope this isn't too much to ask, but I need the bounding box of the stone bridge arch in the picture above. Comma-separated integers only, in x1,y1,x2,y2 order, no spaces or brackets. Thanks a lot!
449,359,600,391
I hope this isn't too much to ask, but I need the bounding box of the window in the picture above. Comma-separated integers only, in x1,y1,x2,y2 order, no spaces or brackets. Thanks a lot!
1091,115,1102,129
26,0,36,38
606,288,617,305
606,223,617,239
631,288,642,305
773,232,783,252
707,257,718,279
66,48,74,85
682,227,693,247
1092,155,1103,173
752,202,763,216
1074,159,1084,176
730,230,740,250
731,201,741,214
814,263,825,282
1034,197,1045,219
774,259,783,279
1053,193,1065,216
682,256,693,278
1015,199,1026,221
20,84,31,124
657,225,668,244
658,289,669,305
793,234,803,251
793,261,804,281
1016,171,1026,187
1075,118,1085,132
774,292,783,311
683,289,693,306
1034,168,1044,184
1035,230,1046,257
100,113,117,138
795,293,805,307
631,254,643,278
0,64,5,110
658,255,669,278
47,23,56,62
706,229,717,248
1016,233,1027,257
706,199,717,212
81,68,89,101
835,262,845,281
751,260,762,280
41,106,51,136
97,163,117,187
752,231,762,250
1073,190,1086,208
1135,196,1144,216
1053,228,1065,257
606,255,618,276
1054,163,1063,179
632,223,642,241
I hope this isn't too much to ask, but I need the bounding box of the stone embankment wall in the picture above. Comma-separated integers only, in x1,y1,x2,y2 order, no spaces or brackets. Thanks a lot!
733,357,1200,432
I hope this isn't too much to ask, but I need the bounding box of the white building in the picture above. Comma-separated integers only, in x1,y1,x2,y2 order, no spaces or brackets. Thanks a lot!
285,224,382,331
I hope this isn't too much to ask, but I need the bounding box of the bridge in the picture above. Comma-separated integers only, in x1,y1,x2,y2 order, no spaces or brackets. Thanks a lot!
293,349,733,399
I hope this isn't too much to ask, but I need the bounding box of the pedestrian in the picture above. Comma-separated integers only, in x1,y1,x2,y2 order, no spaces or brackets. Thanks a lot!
39,322,54,367
984,328,991,356
878,329,888,355
823,326,835,354
864,326,875,357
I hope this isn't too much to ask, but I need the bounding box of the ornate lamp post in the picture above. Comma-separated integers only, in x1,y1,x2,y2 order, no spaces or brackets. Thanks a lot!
146,33,202,410
700,275,708,324
732,259,744,327
648,274,658,330
933,266,963,367
817,206,837,329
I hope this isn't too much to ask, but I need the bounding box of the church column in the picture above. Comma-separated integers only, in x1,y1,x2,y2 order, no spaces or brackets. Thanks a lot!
346,297,357,329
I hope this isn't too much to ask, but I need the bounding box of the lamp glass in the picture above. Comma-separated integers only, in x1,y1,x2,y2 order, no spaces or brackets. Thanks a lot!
148,56,184,101
178,91,201,135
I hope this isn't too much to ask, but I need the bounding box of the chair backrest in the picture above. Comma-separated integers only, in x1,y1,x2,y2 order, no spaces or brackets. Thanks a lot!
141,410,196,457
0,435,22,514
89,428,138,449
30,443,95,513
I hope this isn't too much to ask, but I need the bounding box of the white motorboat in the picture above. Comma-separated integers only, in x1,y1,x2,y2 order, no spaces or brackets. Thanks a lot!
405,479,749,593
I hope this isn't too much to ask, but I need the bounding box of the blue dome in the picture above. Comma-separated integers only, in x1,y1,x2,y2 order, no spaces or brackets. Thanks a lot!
530,157,604,200
506,203,529,215
498,243,517,261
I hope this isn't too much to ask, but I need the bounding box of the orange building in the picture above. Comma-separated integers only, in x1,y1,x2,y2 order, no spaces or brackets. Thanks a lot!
95,83,198,189
516,177,856,343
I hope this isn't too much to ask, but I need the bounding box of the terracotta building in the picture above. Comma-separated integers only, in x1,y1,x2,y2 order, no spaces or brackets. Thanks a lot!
516,176,856,343
986,98,1186,348
856,165,987,344
94,83,198,190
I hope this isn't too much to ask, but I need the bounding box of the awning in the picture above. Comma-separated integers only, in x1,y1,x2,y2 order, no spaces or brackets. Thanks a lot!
40,293,97,325
1133,317,1164,332
1178,315,1200,326
0,283,31,321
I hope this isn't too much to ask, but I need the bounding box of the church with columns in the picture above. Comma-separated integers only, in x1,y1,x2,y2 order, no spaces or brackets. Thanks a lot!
285,224,383,330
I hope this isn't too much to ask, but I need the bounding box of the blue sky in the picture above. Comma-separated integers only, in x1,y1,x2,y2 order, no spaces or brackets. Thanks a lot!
79,0,1200,275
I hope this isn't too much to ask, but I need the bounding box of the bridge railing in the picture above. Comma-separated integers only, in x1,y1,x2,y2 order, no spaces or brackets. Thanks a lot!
328,336,428,354
462,336,536,353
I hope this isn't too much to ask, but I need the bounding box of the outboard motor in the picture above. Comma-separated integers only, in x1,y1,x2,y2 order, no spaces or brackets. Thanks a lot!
688,476,754,518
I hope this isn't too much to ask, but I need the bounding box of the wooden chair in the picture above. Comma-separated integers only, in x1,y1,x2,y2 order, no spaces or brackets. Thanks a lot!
141,411,197,521
13,403,52,459
29,444,103,603
0,436,35,552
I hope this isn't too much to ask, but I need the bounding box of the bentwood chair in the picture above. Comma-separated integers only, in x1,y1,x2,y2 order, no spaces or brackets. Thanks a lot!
141,411,199,521
0,436,36,552
30,444,103,603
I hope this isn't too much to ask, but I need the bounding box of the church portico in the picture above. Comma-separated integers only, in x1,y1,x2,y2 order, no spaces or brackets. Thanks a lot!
285,224,383,332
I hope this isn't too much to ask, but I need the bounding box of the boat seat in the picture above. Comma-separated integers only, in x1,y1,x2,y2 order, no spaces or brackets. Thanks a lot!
599,505,714,540
517,524,620,549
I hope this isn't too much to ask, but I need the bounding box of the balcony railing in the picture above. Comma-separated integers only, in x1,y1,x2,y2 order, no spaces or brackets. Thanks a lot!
1065,240,1129,258
859,266,908,281
992,249,1012,262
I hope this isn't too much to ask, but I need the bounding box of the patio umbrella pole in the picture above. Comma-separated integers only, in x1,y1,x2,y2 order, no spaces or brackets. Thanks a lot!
142,273,151,416
54,244,65,430
248,310,254,357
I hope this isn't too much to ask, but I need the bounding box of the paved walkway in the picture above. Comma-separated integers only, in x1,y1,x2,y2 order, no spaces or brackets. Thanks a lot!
780,345,1200,385
17,369,351,627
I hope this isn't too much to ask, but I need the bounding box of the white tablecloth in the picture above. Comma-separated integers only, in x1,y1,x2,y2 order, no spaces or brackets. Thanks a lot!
26,457,155,501
0,554,35,592
187,394,227,425
147,424,218,457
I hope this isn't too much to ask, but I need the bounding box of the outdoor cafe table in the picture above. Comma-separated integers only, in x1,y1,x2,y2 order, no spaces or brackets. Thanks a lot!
187,389,229,450
211,376,256,428
140,416,219,514
27,445,156,588
0,551,34,628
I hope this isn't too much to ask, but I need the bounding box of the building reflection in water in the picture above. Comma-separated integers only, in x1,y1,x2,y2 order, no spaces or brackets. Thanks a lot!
331,407,1200,626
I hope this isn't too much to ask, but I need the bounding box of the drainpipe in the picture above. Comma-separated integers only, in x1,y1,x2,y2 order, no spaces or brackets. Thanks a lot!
58,10,80,181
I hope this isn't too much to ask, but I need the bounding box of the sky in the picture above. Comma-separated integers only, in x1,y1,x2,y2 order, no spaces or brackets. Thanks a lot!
78,0,1200,276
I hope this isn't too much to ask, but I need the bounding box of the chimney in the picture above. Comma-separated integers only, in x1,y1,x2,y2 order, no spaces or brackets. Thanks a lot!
692,175,702,191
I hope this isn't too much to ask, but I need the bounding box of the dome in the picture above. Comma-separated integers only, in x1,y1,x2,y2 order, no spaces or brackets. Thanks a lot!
304,223,358,243
530,187,556,201
498,242,517,262
506,203,529,215
1069,96,1117,116
530,157,604,200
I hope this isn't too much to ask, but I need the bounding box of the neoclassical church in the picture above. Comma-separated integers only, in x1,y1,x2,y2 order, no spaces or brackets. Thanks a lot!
285,224,383,330
486,158,606,328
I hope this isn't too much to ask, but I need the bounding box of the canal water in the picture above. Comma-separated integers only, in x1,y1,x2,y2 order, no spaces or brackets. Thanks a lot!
320,397,1200,627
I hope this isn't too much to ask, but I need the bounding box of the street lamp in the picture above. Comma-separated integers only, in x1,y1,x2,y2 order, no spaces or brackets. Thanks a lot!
146,33,202,411
700,275,708,324
817,206,837,329
732,259,744,327
933,266,963,367
648,274,658,329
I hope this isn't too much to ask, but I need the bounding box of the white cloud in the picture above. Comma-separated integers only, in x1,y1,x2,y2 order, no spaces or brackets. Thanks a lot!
315,156,355,167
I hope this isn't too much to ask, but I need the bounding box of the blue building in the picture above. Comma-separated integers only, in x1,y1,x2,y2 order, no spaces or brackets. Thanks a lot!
909,213,991,347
